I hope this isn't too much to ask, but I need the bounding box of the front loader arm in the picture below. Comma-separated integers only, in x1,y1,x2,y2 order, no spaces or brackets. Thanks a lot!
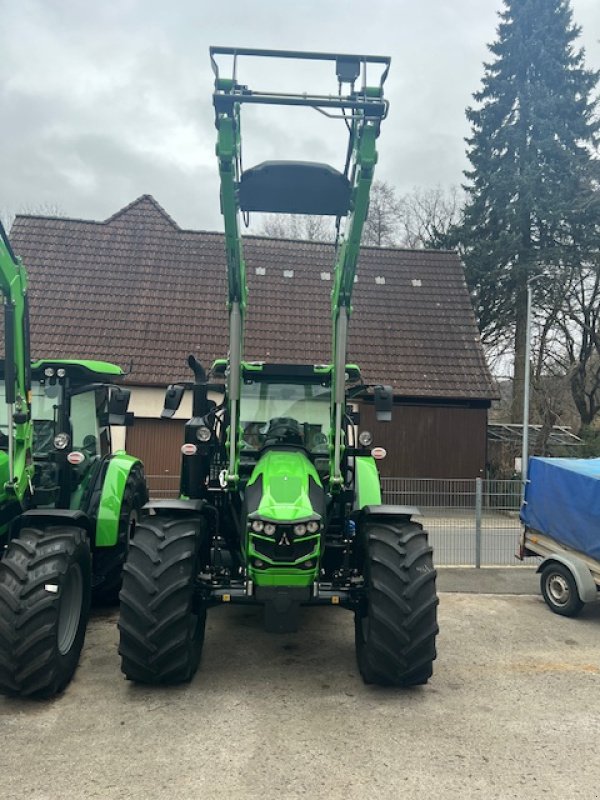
214,103,246,486
330,115,381,488
0,221,32,501
211,47,390,490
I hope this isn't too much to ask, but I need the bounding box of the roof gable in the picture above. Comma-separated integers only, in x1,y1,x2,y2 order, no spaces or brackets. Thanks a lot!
104,195,180,230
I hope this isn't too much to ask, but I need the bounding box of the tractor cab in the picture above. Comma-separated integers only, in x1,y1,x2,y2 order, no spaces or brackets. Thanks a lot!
27,360,132,508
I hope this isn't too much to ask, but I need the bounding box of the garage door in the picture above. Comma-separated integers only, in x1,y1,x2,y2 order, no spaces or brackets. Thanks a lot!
126,418,185,498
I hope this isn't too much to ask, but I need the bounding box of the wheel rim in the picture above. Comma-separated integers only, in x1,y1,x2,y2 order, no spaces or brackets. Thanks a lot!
546,573,571,607
57,563,83,655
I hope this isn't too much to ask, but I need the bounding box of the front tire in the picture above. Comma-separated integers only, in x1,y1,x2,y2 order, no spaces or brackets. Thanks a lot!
118,513,206,684
0,526,91,698
355,518,439,687
540,562,584,617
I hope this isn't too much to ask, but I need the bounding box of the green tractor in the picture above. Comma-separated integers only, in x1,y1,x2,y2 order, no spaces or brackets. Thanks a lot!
0,222,147,698
118,48,438,687
26,359,148,603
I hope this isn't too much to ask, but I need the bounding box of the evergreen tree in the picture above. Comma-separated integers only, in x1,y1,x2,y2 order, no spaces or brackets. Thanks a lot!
458,0,599,421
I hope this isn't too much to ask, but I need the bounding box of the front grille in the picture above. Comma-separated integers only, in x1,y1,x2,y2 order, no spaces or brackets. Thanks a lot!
252,531,318,564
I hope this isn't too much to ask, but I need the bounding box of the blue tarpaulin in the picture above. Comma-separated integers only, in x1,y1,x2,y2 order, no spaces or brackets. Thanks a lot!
520,457,600,560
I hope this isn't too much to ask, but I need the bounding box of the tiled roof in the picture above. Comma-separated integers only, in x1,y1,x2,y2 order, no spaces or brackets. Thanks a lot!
10,195,496,400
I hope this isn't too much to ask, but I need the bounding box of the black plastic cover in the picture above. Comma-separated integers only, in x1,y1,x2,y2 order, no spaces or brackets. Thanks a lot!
239,161,351,216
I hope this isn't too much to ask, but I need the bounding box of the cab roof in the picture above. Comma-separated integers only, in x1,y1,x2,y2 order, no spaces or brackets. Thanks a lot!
31,359,123,382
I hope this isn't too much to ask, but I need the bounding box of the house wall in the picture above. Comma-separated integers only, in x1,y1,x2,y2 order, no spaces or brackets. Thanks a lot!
359,402,488,478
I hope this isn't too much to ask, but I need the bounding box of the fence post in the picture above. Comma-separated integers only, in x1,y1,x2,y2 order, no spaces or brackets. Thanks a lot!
475,477,482,569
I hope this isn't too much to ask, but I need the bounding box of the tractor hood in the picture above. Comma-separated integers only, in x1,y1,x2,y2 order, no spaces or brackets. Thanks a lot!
246,448,324,522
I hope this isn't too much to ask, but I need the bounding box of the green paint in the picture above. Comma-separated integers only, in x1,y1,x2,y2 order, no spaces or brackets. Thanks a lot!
354,456,382,508
247,450,322,522
248,566,317,587
95,452,141,547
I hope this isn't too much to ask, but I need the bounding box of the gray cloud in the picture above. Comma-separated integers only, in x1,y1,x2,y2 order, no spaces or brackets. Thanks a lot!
1,0,599,231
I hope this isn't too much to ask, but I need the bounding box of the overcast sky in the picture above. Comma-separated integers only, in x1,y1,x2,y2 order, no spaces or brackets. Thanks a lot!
1,0,599,232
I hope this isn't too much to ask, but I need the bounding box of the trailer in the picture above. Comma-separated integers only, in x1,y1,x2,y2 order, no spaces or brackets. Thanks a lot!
519,457,600,616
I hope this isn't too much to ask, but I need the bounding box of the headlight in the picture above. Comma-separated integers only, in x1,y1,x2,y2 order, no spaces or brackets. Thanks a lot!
293,523,307,536
306,520,320,534
251,520,264,533
53,432,70,450
196,426,212,442
56,368,66,378
44,367,55,378
263,523,276,536
358,430,373,447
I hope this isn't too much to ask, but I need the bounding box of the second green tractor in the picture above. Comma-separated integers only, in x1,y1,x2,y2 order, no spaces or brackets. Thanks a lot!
0,219,147,697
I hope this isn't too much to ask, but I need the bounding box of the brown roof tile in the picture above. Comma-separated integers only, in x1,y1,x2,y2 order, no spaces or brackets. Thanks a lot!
10,195,496,400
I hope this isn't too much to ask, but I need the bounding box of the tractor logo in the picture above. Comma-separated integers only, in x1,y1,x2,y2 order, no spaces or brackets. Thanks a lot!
278,531,292,546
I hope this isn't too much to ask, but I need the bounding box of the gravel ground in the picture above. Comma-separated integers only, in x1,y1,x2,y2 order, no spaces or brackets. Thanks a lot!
1,584,600,800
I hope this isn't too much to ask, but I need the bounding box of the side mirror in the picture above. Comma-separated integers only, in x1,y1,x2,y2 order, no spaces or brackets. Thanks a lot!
374,385,393,422
161,384,185,419
108,387,131,425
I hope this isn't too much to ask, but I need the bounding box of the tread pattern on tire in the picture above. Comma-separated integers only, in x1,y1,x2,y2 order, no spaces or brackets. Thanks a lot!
356,519,439,687
118,514,205,684
0,526,91,698
92,464,147,605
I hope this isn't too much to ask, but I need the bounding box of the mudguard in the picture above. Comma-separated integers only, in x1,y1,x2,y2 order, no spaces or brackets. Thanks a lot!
95,452,144,547
353,456,382,509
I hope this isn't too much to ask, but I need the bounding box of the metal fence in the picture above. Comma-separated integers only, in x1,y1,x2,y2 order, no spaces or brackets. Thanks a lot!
146,474,526,568
382,477,524,567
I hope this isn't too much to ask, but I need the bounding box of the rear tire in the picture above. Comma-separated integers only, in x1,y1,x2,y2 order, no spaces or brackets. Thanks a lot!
118,513,206,684
355,518,438,687
540,562,584,617
92,464,147,605
0,526,91,698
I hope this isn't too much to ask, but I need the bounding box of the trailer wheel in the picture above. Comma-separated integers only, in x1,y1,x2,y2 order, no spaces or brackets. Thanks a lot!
0,526,91,698
92,464,147,605
118,513,206,684
355,518,438,687
540,562,584,617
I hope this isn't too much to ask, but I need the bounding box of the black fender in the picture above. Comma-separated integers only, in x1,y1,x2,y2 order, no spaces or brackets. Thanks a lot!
359,504,422,521
144,499,207,516
11,509,92,537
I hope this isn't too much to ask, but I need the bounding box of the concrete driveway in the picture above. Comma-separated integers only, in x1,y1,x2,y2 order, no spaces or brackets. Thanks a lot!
1,581,600,800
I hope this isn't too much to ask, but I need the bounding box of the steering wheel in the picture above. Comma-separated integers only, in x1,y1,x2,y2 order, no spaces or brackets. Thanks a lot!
264,417,303,446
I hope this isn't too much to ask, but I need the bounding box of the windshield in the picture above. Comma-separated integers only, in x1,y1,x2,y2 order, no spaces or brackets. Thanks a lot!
239,380,330,453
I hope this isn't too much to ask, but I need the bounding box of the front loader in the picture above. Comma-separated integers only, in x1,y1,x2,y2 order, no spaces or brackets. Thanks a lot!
118,48,438,687
0,222,148,698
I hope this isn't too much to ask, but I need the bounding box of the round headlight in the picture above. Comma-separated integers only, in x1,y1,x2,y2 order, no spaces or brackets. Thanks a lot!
306,520,320,534
56,368,66,378
293,523,307,537
53,432,70,450
251,520,264,533
44,367,55,378
263,523,276,536
196,426,212,442
358,430,373,447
